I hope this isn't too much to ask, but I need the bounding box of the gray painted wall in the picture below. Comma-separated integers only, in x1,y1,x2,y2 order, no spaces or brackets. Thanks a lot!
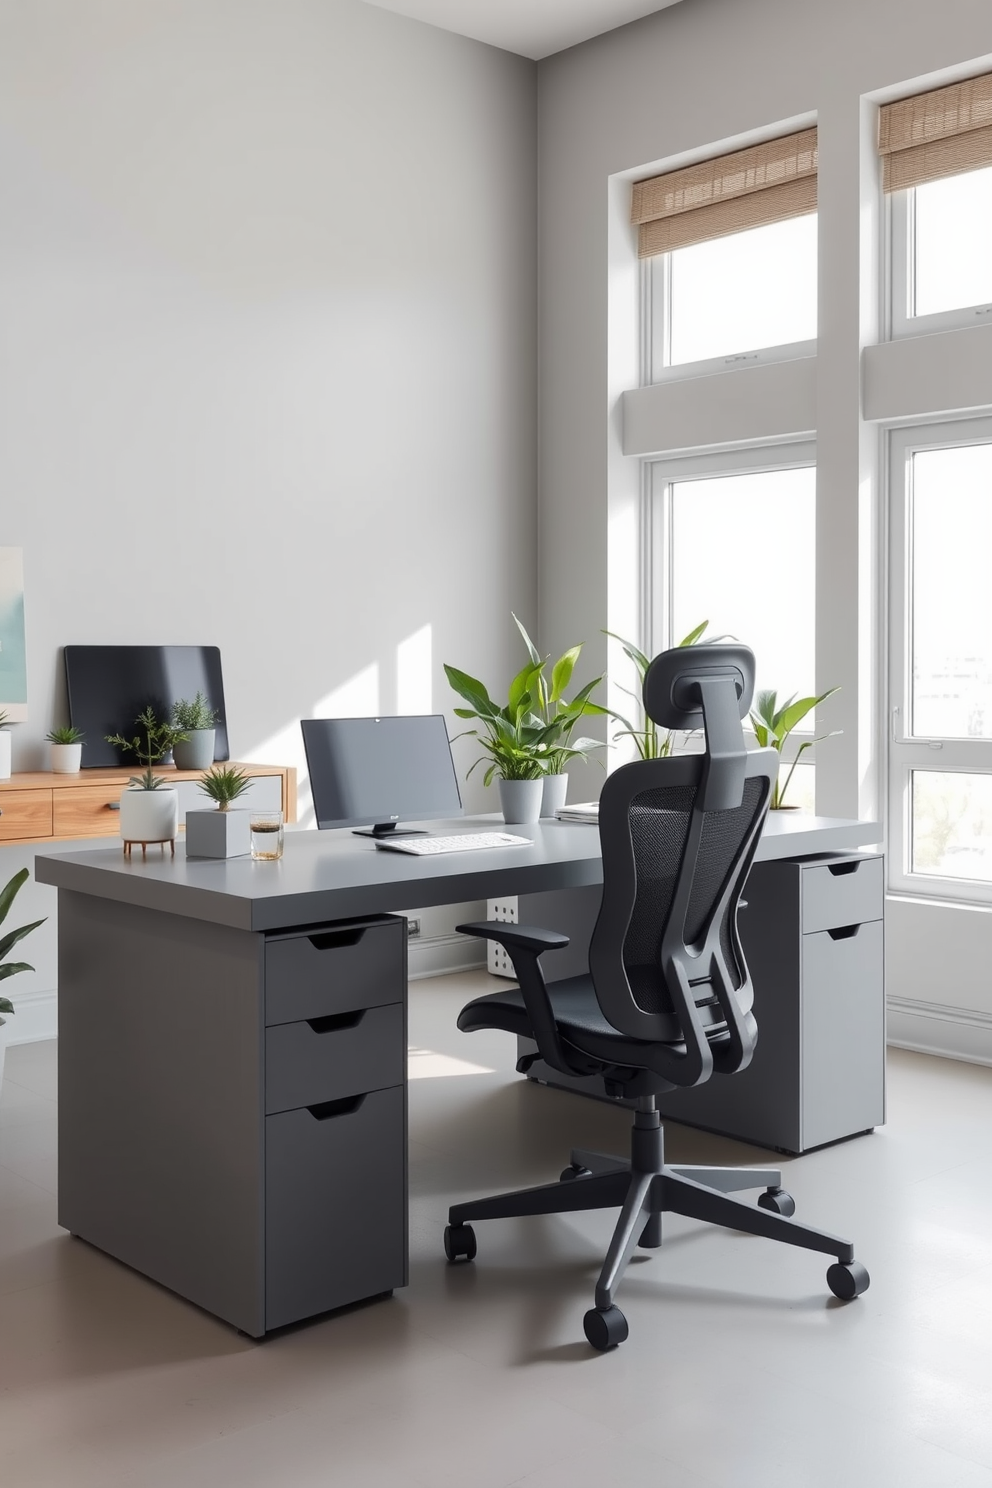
536,0,992,1057
0,0,537,1034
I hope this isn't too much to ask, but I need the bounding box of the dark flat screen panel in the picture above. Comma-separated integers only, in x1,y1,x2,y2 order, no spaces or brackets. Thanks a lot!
301,716,462,829
64,646,229,767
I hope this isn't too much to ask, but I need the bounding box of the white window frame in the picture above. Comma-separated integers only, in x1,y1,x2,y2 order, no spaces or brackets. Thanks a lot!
888,185,992,340
641,248,816,387
887,416,992,903
640,442,817,769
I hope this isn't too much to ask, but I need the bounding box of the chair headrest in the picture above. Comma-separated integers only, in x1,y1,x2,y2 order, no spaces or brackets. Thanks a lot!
643,644,755,730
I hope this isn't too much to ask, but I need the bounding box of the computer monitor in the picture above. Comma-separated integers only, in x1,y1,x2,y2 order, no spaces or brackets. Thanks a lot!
301,715,463,838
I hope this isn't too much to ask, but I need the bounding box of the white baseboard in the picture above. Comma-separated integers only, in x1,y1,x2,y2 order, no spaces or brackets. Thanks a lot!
887,996,992,1067
408,933,486,981
4,988,58,1045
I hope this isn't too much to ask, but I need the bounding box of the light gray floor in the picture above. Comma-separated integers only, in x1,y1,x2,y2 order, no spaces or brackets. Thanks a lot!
2,971,992,1487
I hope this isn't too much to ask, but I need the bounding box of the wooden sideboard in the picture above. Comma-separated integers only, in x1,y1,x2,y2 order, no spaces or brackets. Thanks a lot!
0,764,297,847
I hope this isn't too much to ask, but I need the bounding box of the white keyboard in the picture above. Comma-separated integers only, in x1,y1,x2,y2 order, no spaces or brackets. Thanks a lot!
375,831,531,856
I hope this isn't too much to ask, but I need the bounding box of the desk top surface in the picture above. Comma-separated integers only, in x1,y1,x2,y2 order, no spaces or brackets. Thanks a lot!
35,812,881,934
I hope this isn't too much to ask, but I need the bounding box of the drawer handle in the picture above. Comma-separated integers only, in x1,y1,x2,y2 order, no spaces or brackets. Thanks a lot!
307,1094,366,1121
106,802,120,811
827,861,860,876
308,927,367,951
827,924,861,941
307,1010,366,1034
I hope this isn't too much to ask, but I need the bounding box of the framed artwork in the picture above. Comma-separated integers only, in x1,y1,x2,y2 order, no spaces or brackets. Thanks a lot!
0,548,28,722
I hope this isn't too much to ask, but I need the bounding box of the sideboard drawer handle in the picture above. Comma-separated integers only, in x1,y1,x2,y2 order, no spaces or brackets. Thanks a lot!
827,923,861,941
827,860,860,876
308,927,366,951
307,1010,366,1034
106,802,120,811
307,1094,366,1121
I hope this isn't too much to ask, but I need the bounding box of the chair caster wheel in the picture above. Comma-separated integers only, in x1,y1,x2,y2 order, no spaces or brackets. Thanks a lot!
583,1306,628,1351
757,1186,796,1217
560,1164,592,1182
444,1224,477,1263
826,1260,870,1300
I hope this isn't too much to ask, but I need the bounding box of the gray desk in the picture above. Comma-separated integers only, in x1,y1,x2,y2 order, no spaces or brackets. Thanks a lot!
37,812,880,1335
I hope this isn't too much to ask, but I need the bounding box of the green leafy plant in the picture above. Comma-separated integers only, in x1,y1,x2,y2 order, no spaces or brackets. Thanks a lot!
128,767,169,791
512,614,607,773
45,725,85,745
198,765,252,811
444,658,557,785
0,710,8,726
605,622,720,759
106,707,188,770
749,687,840,809
172,693,220,731
0,869,46,1028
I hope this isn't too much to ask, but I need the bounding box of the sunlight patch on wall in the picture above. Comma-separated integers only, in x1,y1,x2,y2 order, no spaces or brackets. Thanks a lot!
397,624,432,714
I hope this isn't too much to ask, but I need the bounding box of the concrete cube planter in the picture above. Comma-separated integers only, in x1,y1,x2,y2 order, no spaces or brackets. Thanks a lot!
185,808,251,859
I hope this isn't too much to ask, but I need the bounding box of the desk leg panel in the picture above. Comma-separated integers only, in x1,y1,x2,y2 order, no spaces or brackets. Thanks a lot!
57,891,266,1336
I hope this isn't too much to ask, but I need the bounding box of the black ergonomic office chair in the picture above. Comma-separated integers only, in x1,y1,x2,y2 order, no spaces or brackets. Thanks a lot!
444,643,869,1350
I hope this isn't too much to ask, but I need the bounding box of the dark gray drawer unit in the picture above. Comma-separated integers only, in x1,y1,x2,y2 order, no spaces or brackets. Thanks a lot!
654,852,885,1153
263,915,408,1331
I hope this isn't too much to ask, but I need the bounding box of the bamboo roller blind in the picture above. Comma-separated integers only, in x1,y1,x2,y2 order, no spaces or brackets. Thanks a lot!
631,128,818,258
879,72,992,192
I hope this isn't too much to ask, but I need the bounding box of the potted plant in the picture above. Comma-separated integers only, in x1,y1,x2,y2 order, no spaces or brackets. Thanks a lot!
106,710,188,853
172,693,221,771
749,687,840,809
0,868,46,1097
512,615,607,816
604,622,717,760
444,658,553,823
0,709,11,781
106,706,188,771
46,725,85,774
186,765,253,858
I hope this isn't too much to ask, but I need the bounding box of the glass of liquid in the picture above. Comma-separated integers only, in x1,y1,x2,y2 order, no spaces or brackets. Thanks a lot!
250,810,284,860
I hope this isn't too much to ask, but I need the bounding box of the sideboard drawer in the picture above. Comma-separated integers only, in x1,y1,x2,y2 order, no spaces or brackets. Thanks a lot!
53,785,125,839
0,790,53,842
265,917,406,1026
800,855,883,934
265,1002,405,1114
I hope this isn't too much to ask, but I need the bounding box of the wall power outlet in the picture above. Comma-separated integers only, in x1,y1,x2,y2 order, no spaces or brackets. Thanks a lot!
486,897,518,978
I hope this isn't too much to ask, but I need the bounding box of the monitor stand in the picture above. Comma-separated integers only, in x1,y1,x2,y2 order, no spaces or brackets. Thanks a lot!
353,823,427,839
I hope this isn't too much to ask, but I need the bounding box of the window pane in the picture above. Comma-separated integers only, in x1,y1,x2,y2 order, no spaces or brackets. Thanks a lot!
913,167,992,318
668,215,817,366
911,443,992,738
670,466,816,704
911,770,992,881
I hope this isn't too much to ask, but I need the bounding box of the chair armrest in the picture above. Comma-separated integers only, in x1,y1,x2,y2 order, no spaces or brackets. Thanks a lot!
456,922,570,955
456,920,592,1080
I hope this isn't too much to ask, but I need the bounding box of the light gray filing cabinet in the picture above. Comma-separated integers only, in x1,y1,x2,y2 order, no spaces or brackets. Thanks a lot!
57,897,408,1337
654,852,885,1153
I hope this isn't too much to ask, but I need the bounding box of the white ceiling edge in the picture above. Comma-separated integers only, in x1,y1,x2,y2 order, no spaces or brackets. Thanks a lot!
362,0,686,61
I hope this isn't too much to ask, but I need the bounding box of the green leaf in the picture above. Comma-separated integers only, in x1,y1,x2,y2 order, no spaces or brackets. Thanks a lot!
549,647,581,702
0,920,46,963
776,687,839,738
443,664,495,717
511,613,542,668
0,961,35,981
0,868,29,929
603,630,651,677
677,620,709,647
507,661,544,717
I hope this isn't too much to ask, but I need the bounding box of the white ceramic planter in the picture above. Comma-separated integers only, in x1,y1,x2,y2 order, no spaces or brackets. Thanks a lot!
185,808,251,858
173,730,216,771
50,742,83,774
540,773,568,818
498,778,544,824
0,729,10,782
119,786,179,850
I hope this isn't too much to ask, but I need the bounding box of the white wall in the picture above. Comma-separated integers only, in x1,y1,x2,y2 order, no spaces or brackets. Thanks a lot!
536,0,992,1060
0,0,538,1032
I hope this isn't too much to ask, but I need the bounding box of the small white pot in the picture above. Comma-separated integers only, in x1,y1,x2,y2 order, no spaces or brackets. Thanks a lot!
540,773,568,818
185,808,251,858
173,730,216,771
50,742,83,774
498,778,544,824
0,729,10,782
119,786,179,847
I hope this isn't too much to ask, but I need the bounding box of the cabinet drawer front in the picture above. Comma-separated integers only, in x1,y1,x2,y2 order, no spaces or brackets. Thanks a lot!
801,921,885,1150
265,1084,407,1330
0,790,53,841
265,1003,404,1114
265,917,406,1026
52,785,125,839
801,855,882,934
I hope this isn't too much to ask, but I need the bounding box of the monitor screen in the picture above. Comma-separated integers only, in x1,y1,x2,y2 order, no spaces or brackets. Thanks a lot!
65,645,229,768
301,715,462,834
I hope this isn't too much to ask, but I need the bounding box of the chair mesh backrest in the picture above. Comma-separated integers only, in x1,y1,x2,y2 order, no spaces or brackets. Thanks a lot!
618,774,767,1018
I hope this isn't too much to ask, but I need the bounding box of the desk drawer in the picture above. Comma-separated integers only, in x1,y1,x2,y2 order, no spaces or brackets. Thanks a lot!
801,920,885,1149
0,790,53,841
53,784,125,839
801,855,882,934
265,1003,404,1114
265,917,406,1026
265,1084,406,1330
